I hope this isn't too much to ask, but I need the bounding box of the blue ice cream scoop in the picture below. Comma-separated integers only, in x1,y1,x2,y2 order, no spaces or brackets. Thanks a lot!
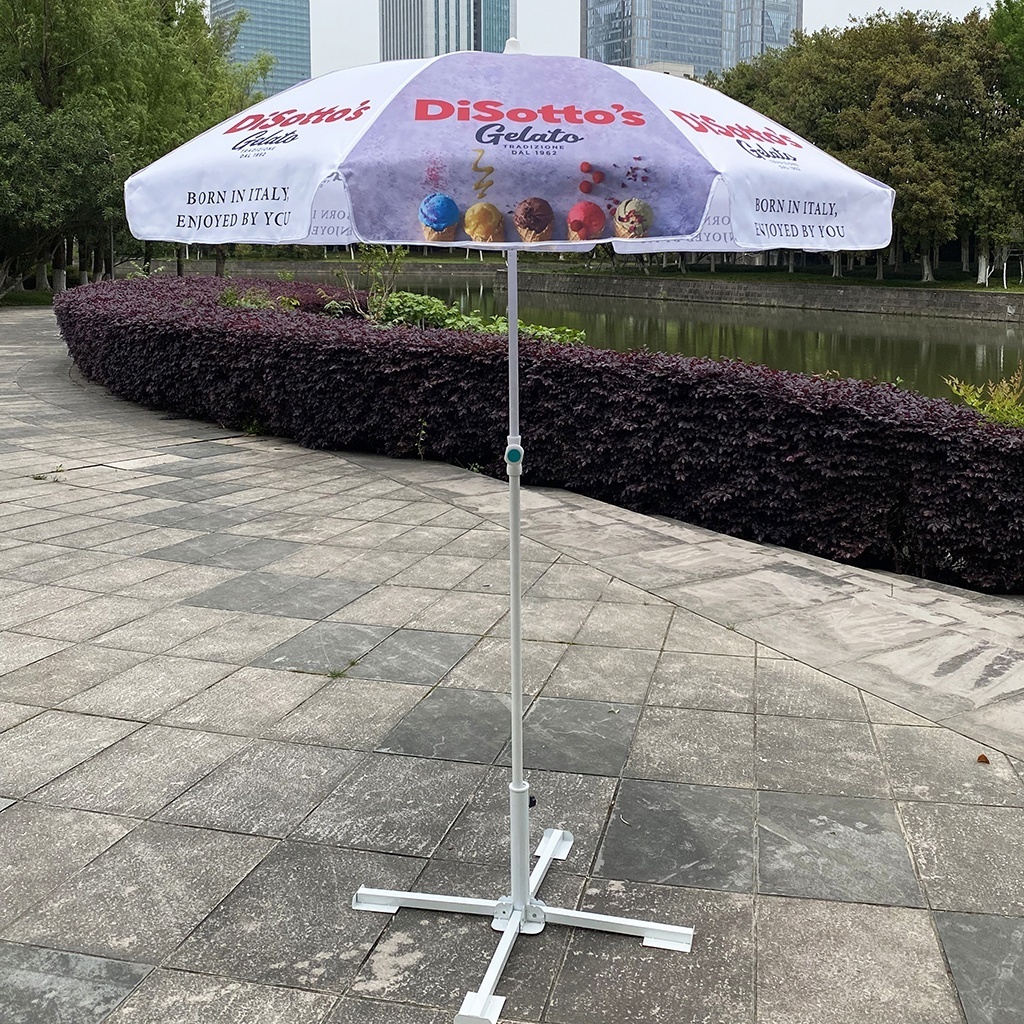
419,192,460,231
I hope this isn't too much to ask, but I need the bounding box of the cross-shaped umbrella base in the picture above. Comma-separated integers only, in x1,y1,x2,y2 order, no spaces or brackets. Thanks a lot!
353,819,694,1024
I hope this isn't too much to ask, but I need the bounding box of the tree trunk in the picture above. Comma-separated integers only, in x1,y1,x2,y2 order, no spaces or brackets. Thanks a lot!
176,244,185,276
920,248,936,283
876,250,884,280
977,239,991,286
709,253,716,273
832,252,843,278
214,245,227,278
91,245,103,282
960,233,970,273
52,241,66,294
35,259,51,291
78,240,89,285
143,241,153,275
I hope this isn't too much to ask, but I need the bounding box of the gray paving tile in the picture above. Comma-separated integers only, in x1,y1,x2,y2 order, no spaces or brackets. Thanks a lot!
499,697,640,776
147,534,303,569
59,656,234,721
0,701,41,732
440,635,564,695
321,548,427,584
900,802,1024,914
184,572,372,618
625,706,755,788
0,631,71,676
351,859,582,1016
757,791,923,906
755,715,890,798
157,740,362,837
3,821,275,962
405,590,508,634
253,621,393,674
92,605,239,654
268,678,424,749
574,601,673,650
34,725,246,816
346,628,478,685
548,882,754,1024
436,766,616,869
326,584,442,628
0,803,136,928
648,651,755,712
0,940,151,1024
542,644,658,703
160,666,329,735
8,548,124,585
0,712,140,798
595,779,755,892
105,967,334,1024
296,753,486,856
327,998,443,1024
756,897,962,1024
490,596,595,643
528,562,611,600
754,660,866,720
942,693,1024,761
861,692,938,727
167,612,312,663
875,724,1024,804
377,687,512,763
14,594,156,642
663,607,757,656
168,841,421,993
935,912,1024,1024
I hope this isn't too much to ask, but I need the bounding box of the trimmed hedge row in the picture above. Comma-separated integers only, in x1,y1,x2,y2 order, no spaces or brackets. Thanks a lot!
55,276,1024,593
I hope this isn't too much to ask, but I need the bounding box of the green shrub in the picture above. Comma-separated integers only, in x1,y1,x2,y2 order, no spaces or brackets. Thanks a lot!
946,367,1024,428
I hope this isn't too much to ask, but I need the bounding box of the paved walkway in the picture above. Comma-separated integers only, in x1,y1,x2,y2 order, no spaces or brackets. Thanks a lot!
1,306,1022,1024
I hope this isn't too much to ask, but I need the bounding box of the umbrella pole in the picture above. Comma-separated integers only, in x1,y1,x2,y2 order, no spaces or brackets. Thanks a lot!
352,248,694,1024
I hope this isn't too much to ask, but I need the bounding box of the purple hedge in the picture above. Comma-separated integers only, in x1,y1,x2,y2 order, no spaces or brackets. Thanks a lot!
54,275,1024,593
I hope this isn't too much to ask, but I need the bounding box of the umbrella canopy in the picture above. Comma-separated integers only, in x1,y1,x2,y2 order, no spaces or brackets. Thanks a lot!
125,49,894,254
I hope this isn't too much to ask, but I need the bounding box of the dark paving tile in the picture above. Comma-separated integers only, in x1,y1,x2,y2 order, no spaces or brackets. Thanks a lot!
3,821,275,962
184,572,372,619
0,712,141,798
498,697,640,776
900,802,1024,914
757,791,923,906
296,753,486,857
34,725,246,817
346,629,478,685
351,859,583,1017
754,659,866,720
648,651,755,712
0,940,151,1024
377,687,512,763
548,881,753,1024
157,740,363,837
755,715,890,798
327,998,443,1024
105,967,335,1024
160,441,239,459
595,779,755,892
268,678,424,749
169,841,421,994
129,479,249,501
756,896,962,1024
436,766,616,869
0,803,135,928
253,621,394,674
141,533,254,564
935,912,1024,1024
625,706,755,788
875,724,1024,805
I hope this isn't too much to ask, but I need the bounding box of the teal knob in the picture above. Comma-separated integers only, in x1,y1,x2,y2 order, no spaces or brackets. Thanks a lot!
504,444,524,464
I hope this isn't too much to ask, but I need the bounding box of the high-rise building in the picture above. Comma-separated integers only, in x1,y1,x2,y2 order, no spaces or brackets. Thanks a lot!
379,0,510,61
210,0,312,95
582,0,801,77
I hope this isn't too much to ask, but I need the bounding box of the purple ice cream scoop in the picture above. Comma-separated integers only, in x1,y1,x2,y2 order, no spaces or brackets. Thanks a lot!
418,192,460,231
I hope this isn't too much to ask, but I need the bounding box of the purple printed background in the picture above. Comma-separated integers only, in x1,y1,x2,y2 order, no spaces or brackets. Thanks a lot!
343,52,718,245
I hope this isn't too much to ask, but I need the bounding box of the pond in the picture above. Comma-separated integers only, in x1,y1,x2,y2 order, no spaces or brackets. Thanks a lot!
400,273,1024,400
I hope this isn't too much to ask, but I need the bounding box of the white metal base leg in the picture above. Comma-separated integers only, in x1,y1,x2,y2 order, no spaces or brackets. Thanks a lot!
352,828,695,1024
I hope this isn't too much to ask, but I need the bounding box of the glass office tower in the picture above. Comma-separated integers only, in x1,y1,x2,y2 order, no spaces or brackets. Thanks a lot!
210,0,312,94
736,0,802,63
380,0,509,60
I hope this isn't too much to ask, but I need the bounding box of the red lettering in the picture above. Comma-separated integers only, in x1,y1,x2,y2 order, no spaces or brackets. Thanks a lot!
415,98,455,120
621,110,646,126
472,99,504,121
225,113,265,134
672,110,708,132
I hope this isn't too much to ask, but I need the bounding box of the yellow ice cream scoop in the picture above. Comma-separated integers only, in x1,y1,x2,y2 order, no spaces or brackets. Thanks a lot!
464,202,504,242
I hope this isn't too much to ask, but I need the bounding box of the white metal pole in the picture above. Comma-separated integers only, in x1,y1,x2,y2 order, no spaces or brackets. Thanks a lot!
504,249,530,912
509,0,518,40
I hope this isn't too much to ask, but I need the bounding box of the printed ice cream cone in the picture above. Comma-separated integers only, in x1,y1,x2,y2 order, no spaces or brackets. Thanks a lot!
566,200,607,242
419,192,460,242
513,197,553,243
613,198,653,239
464,202,504,242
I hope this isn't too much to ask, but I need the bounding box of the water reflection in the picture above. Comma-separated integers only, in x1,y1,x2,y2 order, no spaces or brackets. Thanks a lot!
402,275,1024,399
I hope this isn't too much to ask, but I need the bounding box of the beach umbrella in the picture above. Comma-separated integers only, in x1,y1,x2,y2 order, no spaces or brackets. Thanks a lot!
125,43,894,1024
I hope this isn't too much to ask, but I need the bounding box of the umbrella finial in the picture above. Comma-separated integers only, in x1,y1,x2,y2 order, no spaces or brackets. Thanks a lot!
503,37,521,54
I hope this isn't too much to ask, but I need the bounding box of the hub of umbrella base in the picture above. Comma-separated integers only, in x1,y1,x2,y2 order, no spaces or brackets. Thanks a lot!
353,828,694,1024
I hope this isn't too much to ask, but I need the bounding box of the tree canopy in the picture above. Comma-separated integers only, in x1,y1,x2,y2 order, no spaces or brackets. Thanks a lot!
711,8,1024,281
0,0,272,294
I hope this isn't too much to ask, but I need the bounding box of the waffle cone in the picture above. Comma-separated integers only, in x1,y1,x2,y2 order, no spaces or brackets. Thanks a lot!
516,224,553,243
614,218,640,239
422,223,458,242
467,225,504,243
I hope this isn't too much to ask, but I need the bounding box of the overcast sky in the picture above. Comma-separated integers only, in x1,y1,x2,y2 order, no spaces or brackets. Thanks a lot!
311,1,992,76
